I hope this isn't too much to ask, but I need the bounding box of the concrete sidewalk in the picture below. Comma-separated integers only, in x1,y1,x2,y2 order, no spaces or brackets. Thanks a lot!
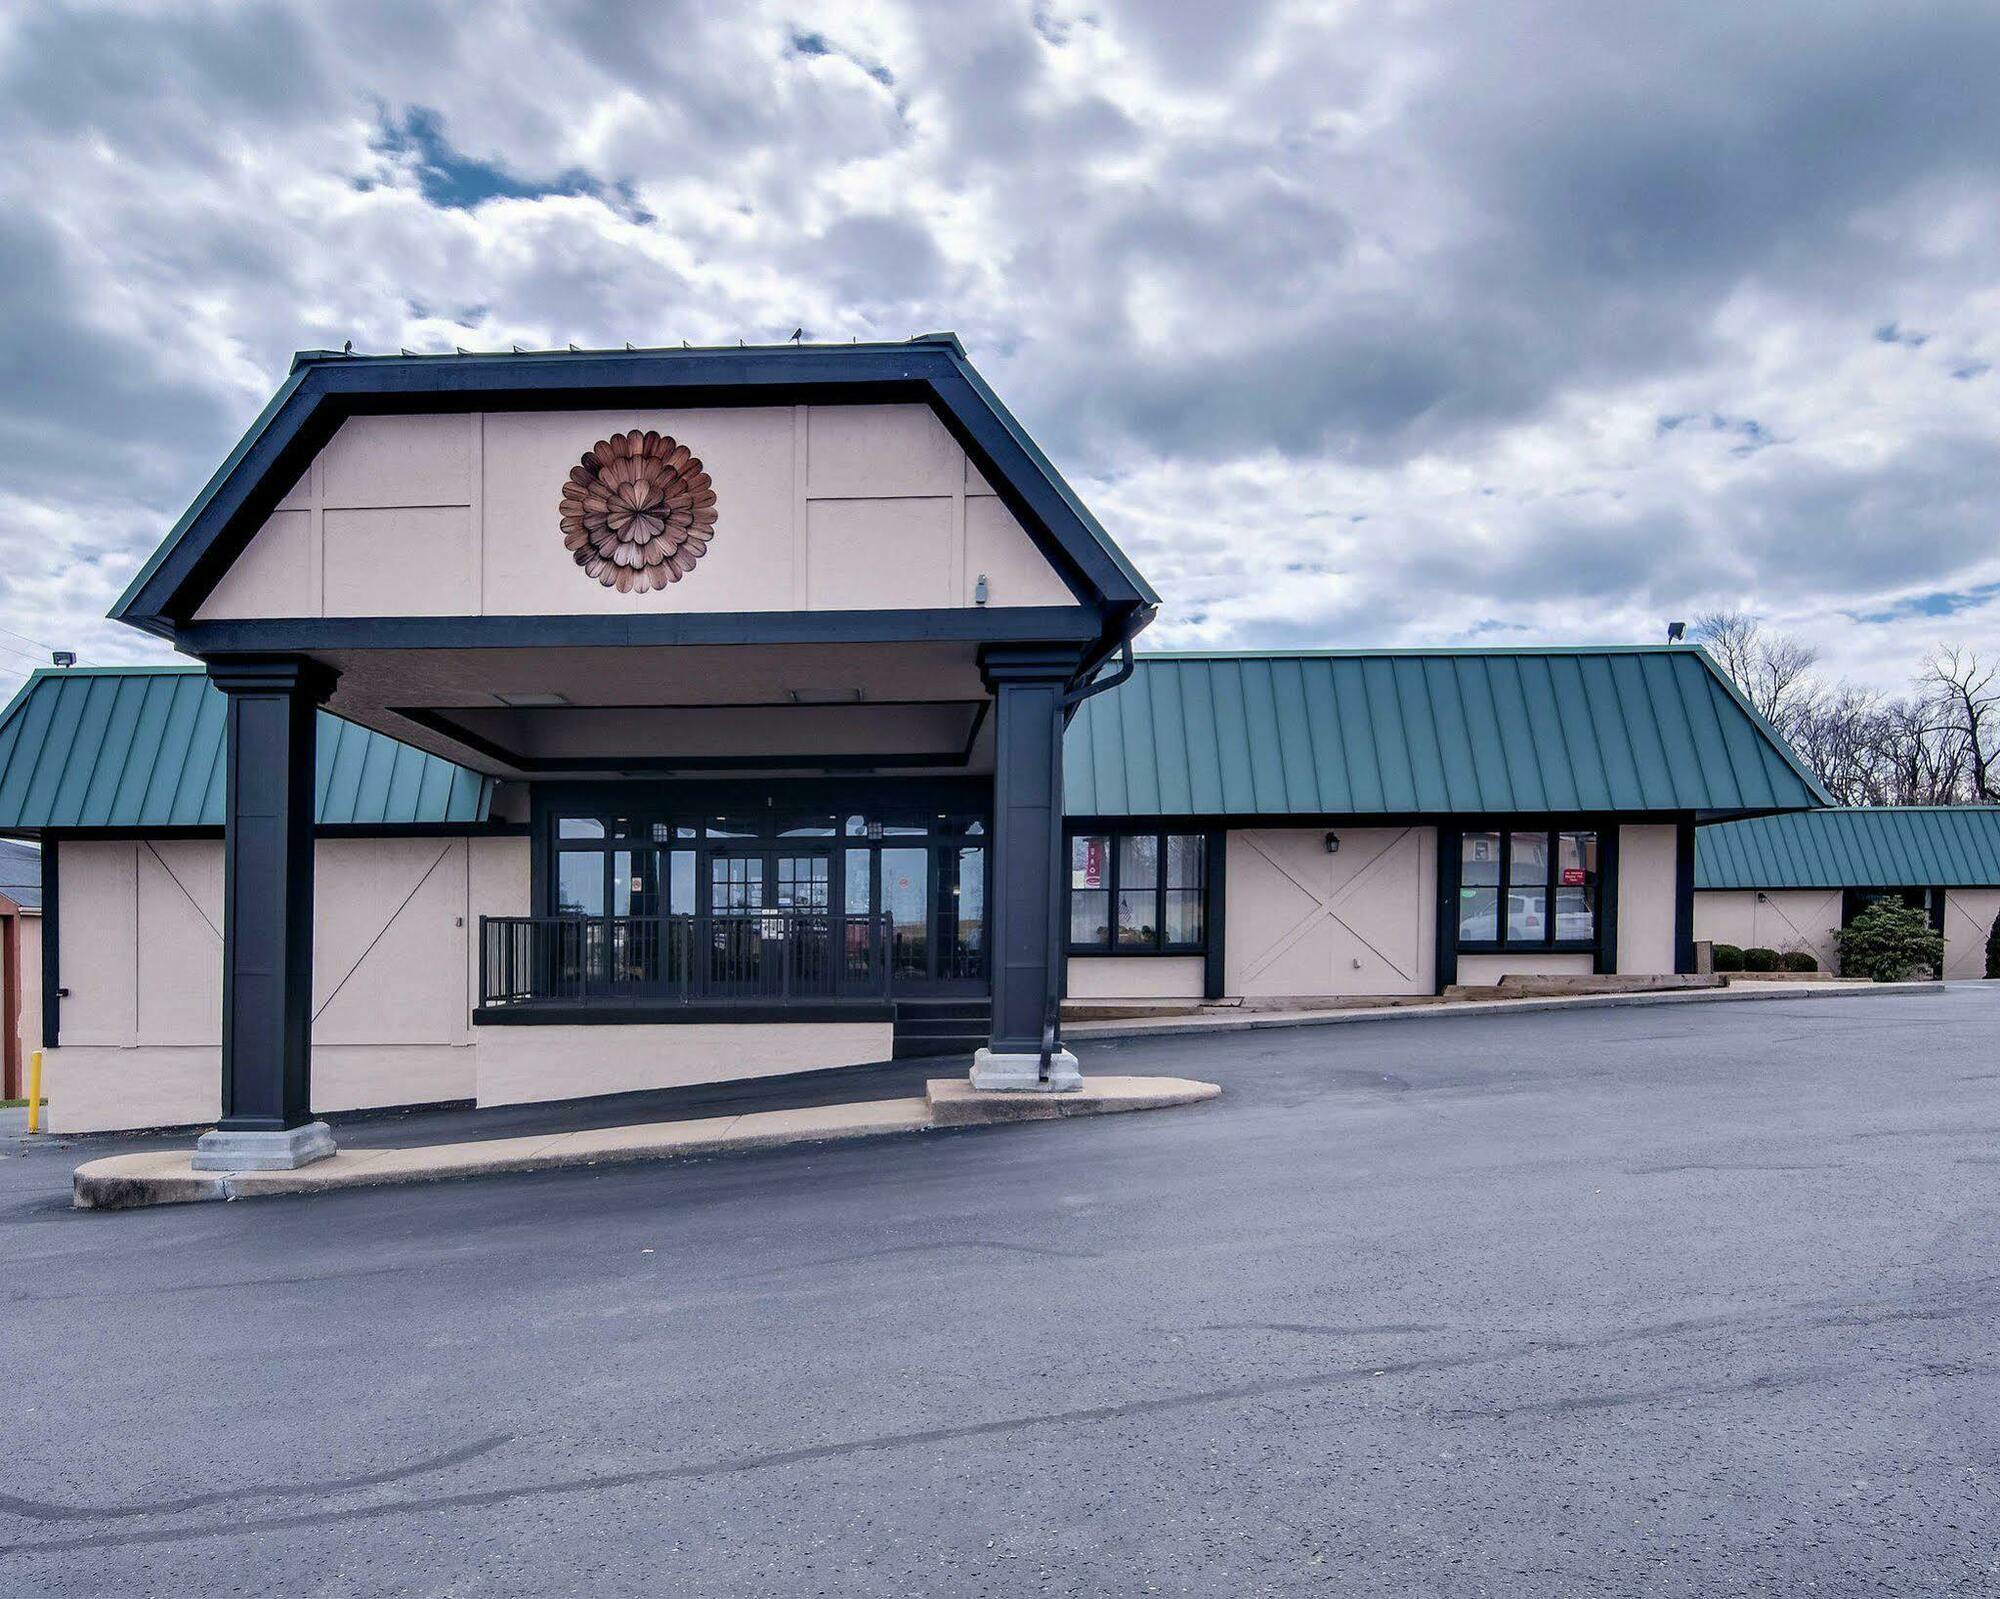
1066,976,1934,1042
71,1075,1221,1210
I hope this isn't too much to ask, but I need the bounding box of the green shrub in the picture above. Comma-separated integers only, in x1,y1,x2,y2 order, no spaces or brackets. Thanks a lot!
1778,949,1818,973
1834,900,1944,983
1711,943,1744,972
1743,946,1779,972
1987,908,2000,979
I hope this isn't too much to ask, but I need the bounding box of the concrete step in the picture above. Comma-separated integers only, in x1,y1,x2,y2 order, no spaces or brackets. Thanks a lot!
892,998,991,1060
892,1036,987,1061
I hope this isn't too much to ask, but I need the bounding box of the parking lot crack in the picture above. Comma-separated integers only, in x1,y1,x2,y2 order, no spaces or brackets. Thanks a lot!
0,1434,513,1523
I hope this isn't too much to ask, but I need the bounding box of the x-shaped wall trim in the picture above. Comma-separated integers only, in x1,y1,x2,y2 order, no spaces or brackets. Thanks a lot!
1236,828,1424,987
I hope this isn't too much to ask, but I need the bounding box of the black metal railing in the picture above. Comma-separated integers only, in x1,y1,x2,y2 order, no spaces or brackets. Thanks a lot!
479,911,896,1010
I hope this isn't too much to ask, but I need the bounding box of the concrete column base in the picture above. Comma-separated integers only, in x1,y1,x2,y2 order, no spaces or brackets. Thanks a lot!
191,1121,337,1172
969,1047,1083,1093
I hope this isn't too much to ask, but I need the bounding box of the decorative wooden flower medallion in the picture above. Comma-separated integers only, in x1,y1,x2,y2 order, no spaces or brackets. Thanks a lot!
558,430,717,591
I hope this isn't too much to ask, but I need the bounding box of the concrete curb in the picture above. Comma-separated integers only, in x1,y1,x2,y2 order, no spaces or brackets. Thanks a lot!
1066,979,1942,1043
71,1075,1220,1211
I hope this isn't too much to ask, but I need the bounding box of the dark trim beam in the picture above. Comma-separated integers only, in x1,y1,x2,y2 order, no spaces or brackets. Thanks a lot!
1674,819,1697,975
180,605,1104,657
1203,828,1227,1002
474,1001,895,1027
1595,827,1622,975
981,644,1082,1055
212,656,338,1132
1434,827,1461,993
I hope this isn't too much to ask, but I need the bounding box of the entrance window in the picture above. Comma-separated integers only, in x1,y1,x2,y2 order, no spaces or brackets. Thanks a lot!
1067,830,1208,954
1458,828,1598,949
542,798,989,989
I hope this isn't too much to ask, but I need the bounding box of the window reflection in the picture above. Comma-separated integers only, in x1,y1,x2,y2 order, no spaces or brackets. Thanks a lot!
1458,832,1500,942
558,852,604,915
545,805,991,987
1458,828,1598,948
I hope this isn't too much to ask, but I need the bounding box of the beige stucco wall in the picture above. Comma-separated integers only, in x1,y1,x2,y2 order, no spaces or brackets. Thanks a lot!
1944,889,2000,980
1455,951,1596,984
1224,827,1436,998
474,1022,894,1108
1065,956,1205,1001
1693,888,1843,972
1616,824,1680,976
43,834,902,1132
1699,885,1996,980
44,836,528,1133
194,405,1075,622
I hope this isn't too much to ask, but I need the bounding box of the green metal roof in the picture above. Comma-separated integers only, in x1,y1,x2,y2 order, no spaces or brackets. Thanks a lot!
1697,806,2000,889
0,667,493,833
1064,647,1831,819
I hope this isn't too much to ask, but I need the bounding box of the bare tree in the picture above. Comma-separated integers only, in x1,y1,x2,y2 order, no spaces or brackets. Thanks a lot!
1919,645,2000,802
1692,611,1820,738
1689,613,1997,805
1787,685,1884,805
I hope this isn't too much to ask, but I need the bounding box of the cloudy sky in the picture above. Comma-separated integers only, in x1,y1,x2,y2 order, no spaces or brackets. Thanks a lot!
2,0,1996,699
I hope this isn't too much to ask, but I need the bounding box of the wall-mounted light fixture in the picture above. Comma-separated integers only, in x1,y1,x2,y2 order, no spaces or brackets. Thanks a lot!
1324,832,1341,854
51,651,75,668
1666,621,1687,643
973,573,990,607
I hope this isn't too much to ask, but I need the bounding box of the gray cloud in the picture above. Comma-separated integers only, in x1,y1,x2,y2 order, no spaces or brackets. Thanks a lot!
0,0,1993,694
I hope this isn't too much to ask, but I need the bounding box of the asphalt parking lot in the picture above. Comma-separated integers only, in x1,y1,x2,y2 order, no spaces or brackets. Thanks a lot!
3,984,1996,1596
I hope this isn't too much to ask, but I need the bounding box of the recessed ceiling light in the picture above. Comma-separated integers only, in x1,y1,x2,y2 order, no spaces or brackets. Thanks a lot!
493,692,570,707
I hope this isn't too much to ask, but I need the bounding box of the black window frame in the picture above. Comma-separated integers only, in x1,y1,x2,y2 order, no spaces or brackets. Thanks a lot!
528,779,994,988
1065,827,1209,956
1453,826,1603,954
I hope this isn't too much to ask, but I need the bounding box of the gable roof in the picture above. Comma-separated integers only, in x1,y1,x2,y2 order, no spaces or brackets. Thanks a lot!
1064,646,1831,819
0,838,39,911
1697,806,2000,890
112,334,1156,636
0,668,493,834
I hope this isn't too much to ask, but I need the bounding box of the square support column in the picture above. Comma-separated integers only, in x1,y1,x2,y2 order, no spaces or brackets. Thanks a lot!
194,657,339,1172
975,645,1084,1091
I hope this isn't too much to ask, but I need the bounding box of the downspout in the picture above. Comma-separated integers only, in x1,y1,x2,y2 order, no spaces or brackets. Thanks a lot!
1038,606,1152,1081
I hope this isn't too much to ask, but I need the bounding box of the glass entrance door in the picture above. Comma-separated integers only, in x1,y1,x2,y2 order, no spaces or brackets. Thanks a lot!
710,853,764,913
709,850,837,996
881,847,929,985
773,854,830,912
707,852,766,994
775,853,831,992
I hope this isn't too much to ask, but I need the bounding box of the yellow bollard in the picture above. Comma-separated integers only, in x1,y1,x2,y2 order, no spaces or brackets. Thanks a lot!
27,1050,41,1134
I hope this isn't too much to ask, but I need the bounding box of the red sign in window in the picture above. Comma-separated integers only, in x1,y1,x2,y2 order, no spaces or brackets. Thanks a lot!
1561,867,1587,886
1080,838,1105,888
